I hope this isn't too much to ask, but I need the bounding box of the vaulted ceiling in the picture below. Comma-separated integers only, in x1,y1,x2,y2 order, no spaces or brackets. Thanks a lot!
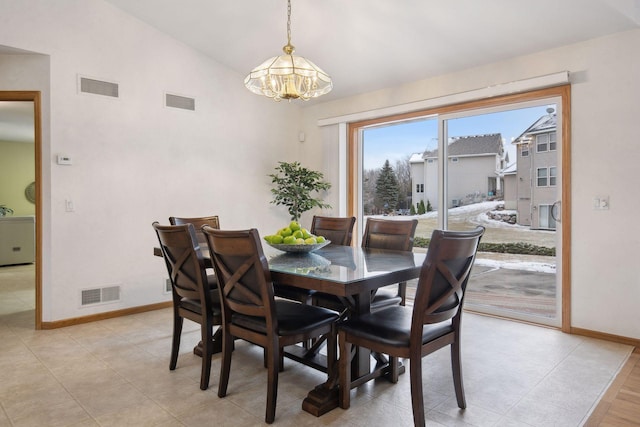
104,0,640,101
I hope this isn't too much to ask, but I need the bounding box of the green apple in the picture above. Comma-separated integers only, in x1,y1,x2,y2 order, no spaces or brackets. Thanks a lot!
283,235,297,244
289,221,301,231
301,228,312,239
271,234,283,244
279,227,293,237
316,236,326,243
293,230,304,239
296,238,305,244
304,237,317,245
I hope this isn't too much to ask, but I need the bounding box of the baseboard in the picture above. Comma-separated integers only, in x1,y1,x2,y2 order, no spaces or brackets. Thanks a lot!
40,301,172,329
571,326,640,348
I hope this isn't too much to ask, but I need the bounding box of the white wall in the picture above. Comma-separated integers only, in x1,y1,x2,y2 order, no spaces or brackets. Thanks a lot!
1,0,302,321
300,29,640,340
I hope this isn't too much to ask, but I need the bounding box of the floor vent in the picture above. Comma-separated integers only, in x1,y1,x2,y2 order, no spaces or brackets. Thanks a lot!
165,93,195,111
79,77,119,98
81,285,121,306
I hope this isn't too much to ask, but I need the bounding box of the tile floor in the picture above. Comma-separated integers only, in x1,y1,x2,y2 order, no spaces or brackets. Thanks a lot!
0,264,633,426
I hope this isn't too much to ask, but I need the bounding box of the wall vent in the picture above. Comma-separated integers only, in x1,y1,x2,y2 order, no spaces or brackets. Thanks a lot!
165,278,172,294
81,285,121,306
79,77,119,98
165,93,195,111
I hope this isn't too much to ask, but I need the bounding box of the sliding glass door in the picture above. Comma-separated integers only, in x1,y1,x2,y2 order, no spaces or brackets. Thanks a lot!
353,88,569,328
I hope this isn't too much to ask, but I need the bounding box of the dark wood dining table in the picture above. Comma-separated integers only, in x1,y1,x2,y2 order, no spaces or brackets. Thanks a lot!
265,244,426,416
154,243,426,416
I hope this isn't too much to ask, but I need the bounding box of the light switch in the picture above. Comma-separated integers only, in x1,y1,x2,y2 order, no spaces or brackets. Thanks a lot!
593,196,609,210
65,199,75,212
57,154,73,165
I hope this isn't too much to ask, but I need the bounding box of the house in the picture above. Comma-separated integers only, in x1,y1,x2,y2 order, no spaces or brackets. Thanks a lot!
511,111,558,229
411,134,505,210
1,0,639,365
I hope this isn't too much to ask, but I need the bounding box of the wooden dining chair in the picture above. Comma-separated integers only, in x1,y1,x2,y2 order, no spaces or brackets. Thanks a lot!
152,222,222,390
363,217,418,309
338,226,485,427
274,215,356,305
169,215,220,248
202,226,339,424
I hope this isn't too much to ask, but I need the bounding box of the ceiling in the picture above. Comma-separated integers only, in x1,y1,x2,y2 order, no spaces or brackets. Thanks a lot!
103,0,640,102
1,0,639,142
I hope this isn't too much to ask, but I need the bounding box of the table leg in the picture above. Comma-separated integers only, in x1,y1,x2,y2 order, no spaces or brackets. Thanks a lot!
192,327,223,357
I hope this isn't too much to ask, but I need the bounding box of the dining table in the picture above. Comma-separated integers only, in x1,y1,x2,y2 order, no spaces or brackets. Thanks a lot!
154,242,426,416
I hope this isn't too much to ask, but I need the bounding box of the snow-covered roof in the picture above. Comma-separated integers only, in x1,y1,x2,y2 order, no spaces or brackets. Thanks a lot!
423,133,503,158
513,112,557,144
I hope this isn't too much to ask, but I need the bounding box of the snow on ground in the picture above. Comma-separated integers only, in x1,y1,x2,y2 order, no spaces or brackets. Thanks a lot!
367,201,555,273
474,257,556,274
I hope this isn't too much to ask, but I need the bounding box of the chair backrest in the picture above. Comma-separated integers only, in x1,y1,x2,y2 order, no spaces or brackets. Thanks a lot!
153,222,211,303
169,216,220,247
310,216,356,246
412,226,484,327
202,227,277,329
361,218,418,251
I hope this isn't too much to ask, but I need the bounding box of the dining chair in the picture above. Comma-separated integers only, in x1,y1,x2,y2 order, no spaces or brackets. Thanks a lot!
169,215,220,248
152,222,222,390
274,215,356,304
202,226,339,424
338,226,485,427
312,217,417,312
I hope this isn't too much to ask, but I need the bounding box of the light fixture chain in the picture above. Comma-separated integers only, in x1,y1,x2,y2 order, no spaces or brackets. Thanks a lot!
286,0,292,45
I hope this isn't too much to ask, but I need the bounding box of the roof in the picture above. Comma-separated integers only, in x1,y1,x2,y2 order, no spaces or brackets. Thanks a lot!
423,133,503,158
513,112,557,144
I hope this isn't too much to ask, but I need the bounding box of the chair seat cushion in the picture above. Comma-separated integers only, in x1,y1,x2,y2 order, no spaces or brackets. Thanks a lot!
232,300,338,336
338,306,453,347
371,288,402,309
273,284,314,302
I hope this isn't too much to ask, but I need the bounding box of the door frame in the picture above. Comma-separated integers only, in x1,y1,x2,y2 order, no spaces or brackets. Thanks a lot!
1,91,42,329
348,85,571,332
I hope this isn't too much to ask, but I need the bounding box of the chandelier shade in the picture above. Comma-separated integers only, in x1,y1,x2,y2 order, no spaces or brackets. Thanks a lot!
244,0,332,101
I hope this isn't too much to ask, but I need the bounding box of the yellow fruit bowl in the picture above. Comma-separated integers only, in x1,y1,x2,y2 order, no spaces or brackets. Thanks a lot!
267,240,331,253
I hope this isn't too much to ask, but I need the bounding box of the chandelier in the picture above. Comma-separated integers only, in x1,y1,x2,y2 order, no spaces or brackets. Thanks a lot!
244,0,333,101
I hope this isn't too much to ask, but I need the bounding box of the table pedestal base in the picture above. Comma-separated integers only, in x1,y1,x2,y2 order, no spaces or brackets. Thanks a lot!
192,328,223,357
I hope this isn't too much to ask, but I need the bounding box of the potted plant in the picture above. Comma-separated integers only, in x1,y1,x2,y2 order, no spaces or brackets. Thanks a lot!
0,204,13,217
269,161,331,221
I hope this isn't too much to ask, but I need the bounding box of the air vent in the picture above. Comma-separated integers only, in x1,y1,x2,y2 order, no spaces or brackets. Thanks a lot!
81,285,121,306
165,278,172,293
165,93,195,111
79,77,119,98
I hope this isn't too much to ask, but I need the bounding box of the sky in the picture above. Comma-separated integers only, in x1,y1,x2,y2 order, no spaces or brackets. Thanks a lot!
363,104,555,170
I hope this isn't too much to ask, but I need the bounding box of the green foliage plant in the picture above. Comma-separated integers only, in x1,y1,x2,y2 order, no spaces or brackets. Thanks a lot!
269,161,332,222
409,204,416,215
417,200,426,214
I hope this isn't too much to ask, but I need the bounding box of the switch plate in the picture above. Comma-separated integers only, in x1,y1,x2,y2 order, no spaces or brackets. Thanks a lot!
65,199,75,212
593,196,609,210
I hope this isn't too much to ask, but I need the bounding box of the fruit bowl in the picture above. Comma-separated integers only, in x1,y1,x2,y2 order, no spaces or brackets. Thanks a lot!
267,240,331,253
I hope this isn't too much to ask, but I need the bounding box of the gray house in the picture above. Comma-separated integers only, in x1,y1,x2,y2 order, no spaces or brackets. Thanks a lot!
510,111,558,229
411,134,505,210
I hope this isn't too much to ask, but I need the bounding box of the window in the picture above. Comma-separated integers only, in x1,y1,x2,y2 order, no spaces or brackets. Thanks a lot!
521,145,529,157
549,132,557,151
416,184,424,193
549,166,557,186
451,157,459,163
537,167,557,187
537,134,549,152
537,168,548,186
427,159,434,163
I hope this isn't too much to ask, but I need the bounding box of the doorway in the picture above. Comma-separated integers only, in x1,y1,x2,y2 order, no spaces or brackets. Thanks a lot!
0,92,42,329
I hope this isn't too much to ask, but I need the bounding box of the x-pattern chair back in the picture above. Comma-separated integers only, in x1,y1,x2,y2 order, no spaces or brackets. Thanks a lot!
203,227,277,327
413,228,484,326
155,223,207,301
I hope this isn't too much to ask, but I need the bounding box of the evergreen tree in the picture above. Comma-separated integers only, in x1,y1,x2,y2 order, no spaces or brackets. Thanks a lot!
409,204,416,215
418,200,426,214
426,199,433,212
374,160,400,214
